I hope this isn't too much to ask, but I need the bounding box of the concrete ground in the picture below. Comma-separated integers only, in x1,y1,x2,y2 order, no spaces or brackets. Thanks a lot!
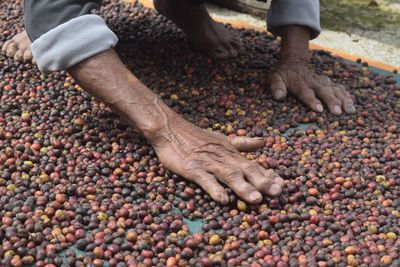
206,0,400,69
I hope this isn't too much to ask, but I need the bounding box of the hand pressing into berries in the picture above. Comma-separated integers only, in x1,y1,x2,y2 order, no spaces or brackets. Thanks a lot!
268,62,355,115
150,115,284,205
69,49,283,205
267,26,356,115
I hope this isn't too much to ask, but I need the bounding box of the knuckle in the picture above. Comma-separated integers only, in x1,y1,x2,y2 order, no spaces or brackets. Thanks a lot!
320,86,334,93
242,162,258,173
225,168,242,181
255,179,270,190
264,168,277,177
342,89,352,97
331,98,341,105
317,75,329,84
299,88,312,97
293,80,305,89
300,90,315,101
333,89,345,99
336,87,344,93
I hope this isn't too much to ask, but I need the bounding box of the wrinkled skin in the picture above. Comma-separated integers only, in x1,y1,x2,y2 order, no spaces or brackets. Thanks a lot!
268,61,355,115
69,49,284,204
267,25,356,115
1,4,355,117
150,113,284,204
1,3,355,205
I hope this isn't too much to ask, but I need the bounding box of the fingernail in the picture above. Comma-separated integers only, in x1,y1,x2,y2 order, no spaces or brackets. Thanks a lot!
334,105,342,115
268,184,282,196
316,104,323,112
274,90,284,99
249,191,262,202
347,105,356,113
220,194,229,204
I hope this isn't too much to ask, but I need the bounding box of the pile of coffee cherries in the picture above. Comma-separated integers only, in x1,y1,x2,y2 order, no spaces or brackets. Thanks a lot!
0,0,399,266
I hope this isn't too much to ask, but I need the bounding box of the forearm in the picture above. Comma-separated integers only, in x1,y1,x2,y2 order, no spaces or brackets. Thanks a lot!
280,25,310,64
24,1,180,142
68,49,178,141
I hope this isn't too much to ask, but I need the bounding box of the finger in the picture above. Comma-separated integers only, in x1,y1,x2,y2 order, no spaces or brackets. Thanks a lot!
296,85,324,113
23,50,33,62
213,166,262,204
229,47,239,57
260,167,285,187
14,50,23,61
267,72,287,100
231,42,245,54
230,36,245,53
228,136,264,152
32,57,37,65
334,85,356,114
241,162,282,196
189,170,229,204
314,86,342,115
2,40,12,54
222,42,237,58
229,46,238,57
211,47,230,59
6,42,18,57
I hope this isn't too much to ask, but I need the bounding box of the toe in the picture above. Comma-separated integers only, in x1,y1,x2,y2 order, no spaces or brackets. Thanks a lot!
23,50,33,62
2,40,12,54
211,47,230,59
6,43,18,58
14,50,23,61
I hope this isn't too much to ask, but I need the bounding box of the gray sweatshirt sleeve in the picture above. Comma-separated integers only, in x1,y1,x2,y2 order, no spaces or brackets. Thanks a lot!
24,0,118,74
267,0,321,39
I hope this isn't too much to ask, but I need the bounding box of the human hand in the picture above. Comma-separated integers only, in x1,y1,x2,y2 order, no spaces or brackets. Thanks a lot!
149,117,284,204
269,25,356,115
267,62,356,115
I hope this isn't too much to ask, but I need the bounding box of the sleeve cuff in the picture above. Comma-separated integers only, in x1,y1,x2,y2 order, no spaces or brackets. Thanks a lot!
31,14,118,74
267,0,321,39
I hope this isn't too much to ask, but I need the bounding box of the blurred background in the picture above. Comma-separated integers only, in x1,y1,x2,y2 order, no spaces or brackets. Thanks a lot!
206,0,400,68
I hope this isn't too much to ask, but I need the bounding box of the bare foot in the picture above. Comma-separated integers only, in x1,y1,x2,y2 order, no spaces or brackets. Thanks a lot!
2,30,35,63
154,0,244,59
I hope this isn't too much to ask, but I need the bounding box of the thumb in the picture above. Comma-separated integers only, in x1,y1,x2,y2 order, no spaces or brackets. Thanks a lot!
228,136,265,152
267,72,287,100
